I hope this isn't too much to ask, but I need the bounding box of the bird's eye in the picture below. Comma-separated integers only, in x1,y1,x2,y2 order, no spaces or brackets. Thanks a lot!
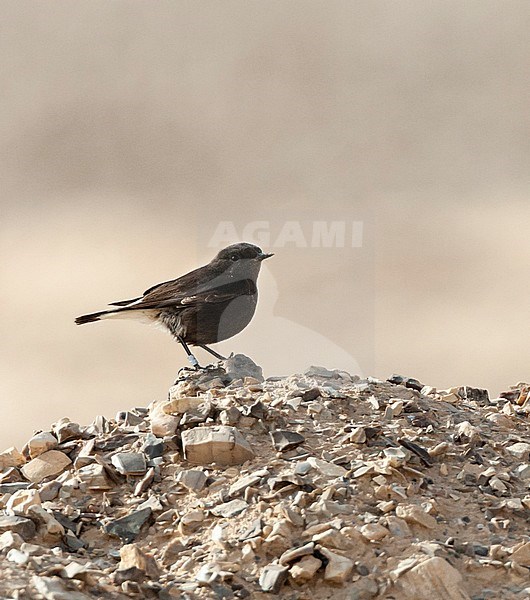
230,254,238,261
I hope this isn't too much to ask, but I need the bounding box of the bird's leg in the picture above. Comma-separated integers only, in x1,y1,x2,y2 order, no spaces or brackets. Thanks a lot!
177,336,202,369
198,344,227,361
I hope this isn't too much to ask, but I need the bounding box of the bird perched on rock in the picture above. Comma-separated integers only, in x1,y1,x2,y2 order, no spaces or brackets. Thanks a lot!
75,242,273,368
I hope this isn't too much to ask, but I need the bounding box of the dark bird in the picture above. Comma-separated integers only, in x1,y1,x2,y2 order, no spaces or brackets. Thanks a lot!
75,242,273,368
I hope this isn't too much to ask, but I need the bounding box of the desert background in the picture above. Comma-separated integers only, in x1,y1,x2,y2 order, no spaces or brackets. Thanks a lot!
1,0,530,449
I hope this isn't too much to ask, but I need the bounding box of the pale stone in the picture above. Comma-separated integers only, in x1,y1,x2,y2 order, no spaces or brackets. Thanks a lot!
386,516,412,537
514,464,530,479
176,469,207,492
454,421,480,442
306,457,347,478
439,393,459,404
428,442,449,457
54,418,82,443
76,464,112,490
26,432,58,459
6,489,41,516
180,509,205,528
395,504,436,529
506,442,530,461
21,450,71,484
279,542,315,564
27,505,65,538
511,542,530,567
259,563,289,593
318,546,354,583
0,447,25,470
150,412,180,437
0,530,24,550
383,447,408,467
7,548,29,565
32,575,91,600
163,394,206,414
289,555,322,582
229,469,269,497
181,426,254,466
210,499,248,518
396,557,470,600
360,523,389,541
349,427,367,443
312,529,352,550
119,543,160,578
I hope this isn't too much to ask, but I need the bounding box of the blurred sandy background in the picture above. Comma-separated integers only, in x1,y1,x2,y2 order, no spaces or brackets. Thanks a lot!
1,1,530,449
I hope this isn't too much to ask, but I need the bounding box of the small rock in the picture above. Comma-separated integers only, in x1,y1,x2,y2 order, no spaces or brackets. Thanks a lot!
383,447,409,468
0,515,36,541
219,406,241,426
27,506,64,538
6,489,41,516
53,418,82,443
307,457,347,478
360,523,389,542
511,542,530,567
150,411,180,437
211,499,248,518
0,466,22,484
318,546,354,583
289,555,322,582
26,432,58,459
395,504,437,529
181,426,255,466
305,366,336,378
116,411,144,426
134,467,155,496
32,575,91,600
506,442,530,461
76,464,112,490
142,434,164,460
21,450,71,484
223,354,264,382
118,543,160,578
349,427,367,443
387,374,424,391
229,469,269,497
111,452,147,475
270,430,305,452
395,556,470,600
0,530,24,550
0,447,25,469
176,469,208,492
259,563,289,593
163,394,207,415
7,548,29,565
279,542,315,564
458,386,489,404
104,507,152,543
386,516,411,537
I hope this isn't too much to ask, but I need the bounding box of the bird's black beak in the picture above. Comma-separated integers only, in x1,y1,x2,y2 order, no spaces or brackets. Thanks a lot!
257,252,274,261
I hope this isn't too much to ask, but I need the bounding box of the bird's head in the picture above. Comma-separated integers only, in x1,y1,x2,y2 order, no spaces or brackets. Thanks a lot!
213,242,273,278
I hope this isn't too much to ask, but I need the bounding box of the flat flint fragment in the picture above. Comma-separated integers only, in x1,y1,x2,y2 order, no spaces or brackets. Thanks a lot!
270,430,305,452
104,507,153,543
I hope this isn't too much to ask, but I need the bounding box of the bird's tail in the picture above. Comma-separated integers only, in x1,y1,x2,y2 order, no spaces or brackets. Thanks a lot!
75,310,118,325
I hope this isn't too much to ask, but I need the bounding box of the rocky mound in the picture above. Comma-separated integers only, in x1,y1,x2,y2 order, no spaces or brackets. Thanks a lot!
1,356,530,599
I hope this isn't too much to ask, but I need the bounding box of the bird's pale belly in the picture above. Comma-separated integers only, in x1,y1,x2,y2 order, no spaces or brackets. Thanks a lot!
158,294,258,345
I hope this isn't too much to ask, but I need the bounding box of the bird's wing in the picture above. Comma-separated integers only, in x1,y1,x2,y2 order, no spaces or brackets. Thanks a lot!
113,278,257,312
108,297,141,307
107,264,213,308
